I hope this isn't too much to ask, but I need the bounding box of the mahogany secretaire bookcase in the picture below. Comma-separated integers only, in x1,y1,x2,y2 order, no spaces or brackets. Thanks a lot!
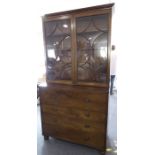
39,3,114,153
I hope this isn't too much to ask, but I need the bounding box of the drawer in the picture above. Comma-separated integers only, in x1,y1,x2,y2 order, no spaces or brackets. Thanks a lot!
40,85,108,151
43,123,106,150
40,86,108,112
42,112,106,133
42,104,106,123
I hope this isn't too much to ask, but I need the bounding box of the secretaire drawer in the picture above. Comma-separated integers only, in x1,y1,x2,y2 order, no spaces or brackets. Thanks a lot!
40,85,108,112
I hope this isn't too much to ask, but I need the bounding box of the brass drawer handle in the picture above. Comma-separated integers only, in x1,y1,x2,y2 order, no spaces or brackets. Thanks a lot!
84,124,90,128
53,100,58,104
84,137,90,141
53,119,57,123
85,113,90,117
85,99,90,103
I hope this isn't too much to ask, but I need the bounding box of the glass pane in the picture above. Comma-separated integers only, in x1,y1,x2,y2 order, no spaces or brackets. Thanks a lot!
76,14,108,83
44,19,71,80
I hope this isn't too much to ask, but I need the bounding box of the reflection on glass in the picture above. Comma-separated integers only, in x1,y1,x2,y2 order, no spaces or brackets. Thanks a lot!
47,49,56,59
100,47,107,58
76,14,108,83
63,24,68,28
45,19,71,80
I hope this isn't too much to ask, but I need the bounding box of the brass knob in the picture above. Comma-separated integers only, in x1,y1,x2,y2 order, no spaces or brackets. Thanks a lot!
84,124,90,128
85,113,90,117
85,98,90,103
84,137,90,141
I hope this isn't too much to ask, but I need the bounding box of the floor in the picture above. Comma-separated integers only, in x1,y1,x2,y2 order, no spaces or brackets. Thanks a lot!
37,92,117,155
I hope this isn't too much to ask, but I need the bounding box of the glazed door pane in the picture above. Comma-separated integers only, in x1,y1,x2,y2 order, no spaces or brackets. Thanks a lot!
76,14,108,83
44,19,72,80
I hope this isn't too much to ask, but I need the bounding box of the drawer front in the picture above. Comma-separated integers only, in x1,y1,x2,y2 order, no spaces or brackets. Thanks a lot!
42,104,106,123
42,112,106,133
43,123,106,150
40,86,108,112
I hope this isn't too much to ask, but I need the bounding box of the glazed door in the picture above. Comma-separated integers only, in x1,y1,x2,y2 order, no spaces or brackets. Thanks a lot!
75,12,110,86
43,17,72,83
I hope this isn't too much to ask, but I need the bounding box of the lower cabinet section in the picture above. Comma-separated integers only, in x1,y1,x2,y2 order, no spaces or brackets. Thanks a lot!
43,123,106,150
39,84,108,151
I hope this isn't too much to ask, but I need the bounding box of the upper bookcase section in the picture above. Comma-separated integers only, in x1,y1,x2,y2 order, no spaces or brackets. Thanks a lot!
42,3,114,87
42,3,114,21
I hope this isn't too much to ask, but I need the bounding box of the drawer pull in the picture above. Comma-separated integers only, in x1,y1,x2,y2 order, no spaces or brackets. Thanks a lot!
53,120,57,123
84,137,90,141
53,101,58,104
85,99,90,103
85,113,90,117
84,124,90,128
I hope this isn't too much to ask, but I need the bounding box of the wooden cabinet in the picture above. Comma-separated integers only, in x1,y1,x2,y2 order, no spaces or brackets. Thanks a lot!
40,3,114,152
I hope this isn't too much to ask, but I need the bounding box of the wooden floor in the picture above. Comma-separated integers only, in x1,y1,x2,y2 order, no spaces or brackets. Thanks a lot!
37,92,117,155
